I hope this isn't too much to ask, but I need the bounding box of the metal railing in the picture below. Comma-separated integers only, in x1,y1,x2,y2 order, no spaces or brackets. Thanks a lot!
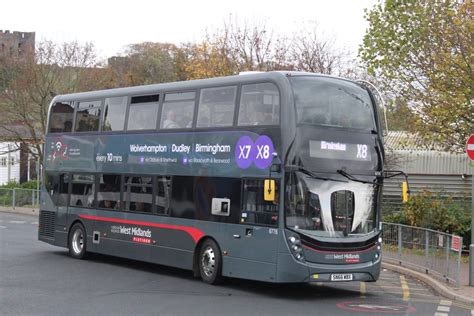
382,222,463,287
0,188,40,209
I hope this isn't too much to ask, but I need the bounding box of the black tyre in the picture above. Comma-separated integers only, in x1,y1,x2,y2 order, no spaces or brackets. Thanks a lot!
68,223,88,259
199,239,223,284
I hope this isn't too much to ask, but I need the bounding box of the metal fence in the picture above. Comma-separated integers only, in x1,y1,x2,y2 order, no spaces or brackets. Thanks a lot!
382,222,463,287
0,188,40,209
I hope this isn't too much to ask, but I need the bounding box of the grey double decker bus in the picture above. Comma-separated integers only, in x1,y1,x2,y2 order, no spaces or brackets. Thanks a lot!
39,71,386,284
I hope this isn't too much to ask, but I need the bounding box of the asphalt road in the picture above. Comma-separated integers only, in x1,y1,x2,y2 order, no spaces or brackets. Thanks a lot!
1,212,473,316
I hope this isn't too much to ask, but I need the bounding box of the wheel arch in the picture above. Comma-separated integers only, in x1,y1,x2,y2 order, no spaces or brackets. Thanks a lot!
68,219,86,240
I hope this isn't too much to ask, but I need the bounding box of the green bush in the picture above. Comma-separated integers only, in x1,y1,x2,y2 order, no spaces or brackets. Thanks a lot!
383,190,471,249
0,180,39,189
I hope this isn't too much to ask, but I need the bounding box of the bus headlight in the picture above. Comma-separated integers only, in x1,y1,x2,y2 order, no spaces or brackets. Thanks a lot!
287,235,305,263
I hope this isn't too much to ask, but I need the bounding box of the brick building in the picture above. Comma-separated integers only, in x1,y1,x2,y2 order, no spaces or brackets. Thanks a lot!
0,30,35,59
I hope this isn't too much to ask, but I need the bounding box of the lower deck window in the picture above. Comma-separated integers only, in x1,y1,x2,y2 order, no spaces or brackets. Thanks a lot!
241,179,279,226
70,174,95,207
123,176,153,212
97,174,121,209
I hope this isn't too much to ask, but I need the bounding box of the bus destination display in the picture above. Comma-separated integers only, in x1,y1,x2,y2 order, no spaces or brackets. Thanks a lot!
309,140,372,162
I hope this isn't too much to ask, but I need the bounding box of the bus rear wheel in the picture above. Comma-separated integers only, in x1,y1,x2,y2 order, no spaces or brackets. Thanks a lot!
199,239,222,285
69,223,88,259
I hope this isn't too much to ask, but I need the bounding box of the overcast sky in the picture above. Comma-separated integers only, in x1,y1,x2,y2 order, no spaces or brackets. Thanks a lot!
2,0,378,59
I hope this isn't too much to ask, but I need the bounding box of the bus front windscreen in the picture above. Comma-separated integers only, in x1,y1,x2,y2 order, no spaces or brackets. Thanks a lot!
290,76,376,132
285,172,378,238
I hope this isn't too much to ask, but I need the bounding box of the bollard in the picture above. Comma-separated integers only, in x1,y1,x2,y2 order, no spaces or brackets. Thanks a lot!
12,188,16,209
457,237,462,288
398,225,402,265
425,230,429,273
445,235,450,283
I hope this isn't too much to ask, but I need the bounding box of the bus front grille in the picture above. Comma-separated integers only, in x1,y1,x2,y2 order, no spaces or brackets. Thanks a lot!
39,210,56,239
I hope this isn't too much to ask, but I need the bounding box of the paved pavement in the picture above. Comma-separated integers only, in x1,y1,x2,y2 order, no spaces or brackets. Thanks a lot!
1,212,474,315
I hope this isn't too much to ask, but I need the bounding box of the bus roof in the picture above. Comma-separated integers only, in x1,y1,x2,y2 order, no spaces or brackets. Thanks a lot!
51,71,356,104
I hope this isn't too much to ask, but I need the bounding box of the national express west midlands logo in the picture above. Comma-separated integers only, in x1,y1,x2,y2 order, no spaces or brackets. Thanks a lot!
235,135,274,169
49,138,69,161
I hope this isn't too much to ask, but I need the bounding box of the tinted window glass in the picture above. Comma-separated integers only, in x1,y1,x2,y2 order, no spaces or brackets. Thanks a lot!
49,102,74,133
75,100,102,132
103,97,127,131
165,91,195,101
238,83,280,126
331,190,355,235
290,77,375,131
156,176,171,214
127,98,159,131
97,174,121,209
161,92,195,129
197,86,236,128
70,174,95,207
123,176,153,212
241,179,279,226
44,172,69,206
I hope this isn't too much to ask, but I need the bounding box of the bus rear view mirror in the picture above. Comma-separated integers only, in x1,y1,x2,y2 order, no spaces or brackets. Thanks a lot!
264,179,276,202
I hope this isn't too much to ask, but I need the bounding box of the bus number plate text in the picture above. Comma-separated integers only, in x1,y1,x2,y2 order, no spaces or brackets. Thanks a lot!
330,273,353,281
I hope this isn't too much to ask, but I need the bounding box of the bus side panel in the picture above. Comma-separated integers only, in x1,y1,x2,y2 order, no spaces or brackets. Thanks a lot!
39,191,69,248
222,257,277,282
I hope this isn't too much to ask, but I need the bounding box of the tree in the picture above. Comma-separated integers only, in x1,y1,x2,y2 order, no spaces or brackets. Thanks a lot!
0,40,111,165
109,42,177,86
290,22,351,76
181,42,235,80
360,0,473,151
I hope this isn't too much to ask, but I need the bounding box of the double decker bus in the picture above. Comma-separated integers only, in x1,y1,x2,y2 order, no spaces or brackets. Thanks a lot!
39,71,386,284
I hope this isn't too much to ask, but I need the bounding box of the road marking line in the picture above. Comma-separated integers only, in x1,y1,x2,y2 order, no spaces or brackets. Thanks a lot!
31,222,38,225
434,313,448,316
439,300,452,306
437,306,450,312
0,225,6,229
360,281,366,298
400,275,410,301
9,220,26,224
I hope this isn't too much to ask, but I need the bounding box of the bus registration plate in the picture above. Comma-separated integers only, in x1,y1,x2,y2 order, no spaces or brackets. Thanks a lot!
330,273,353,281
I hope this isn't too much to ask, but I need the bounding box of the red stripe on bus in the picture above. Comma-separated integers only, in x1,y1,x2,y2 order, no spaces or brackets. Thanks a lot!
303,244,376,254
79,214,204,243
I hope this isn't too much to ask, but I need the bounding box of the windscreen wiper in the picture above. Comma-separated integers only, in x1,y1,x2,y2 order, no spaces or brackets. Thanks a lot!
337,168,381,186
286,165,347,183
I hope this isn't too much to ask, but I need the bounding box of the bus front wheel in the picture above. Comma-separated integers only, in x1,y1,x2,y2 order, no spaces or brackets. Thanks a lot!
69,223,88,259
199,239,222,284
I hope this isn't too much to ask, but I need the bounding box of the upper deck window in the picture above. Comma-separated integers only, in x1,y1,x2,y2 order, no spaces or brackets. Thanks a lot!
102,97,127,132
160,92,195,129
49,102,74,133
290,77,375,131
197,86,236,128
74,100,102,132
237,83,280,126
127,94,159,131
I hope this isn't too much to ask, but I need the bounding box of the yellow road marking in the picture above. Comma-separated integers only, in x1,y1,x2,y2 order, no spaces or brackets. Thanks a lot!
360,282,366,298
400,275,410,301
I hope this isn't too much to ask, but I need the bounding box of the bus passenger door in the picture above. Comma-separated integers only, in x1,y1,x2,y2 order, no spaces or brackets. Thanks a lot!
224,179,279,282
